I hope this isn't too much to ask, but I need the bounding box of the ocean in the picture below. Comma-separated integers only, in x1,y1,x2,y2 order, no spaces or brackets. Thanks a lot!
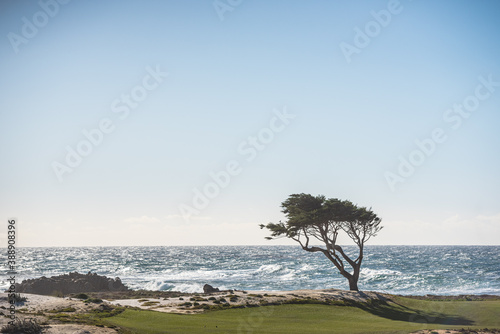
2,245,499,296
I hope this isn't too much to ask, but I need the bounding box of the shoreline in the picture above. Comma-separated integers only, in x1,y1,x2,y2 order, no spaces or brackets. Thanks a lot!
2,290,500,333
83,288,500,301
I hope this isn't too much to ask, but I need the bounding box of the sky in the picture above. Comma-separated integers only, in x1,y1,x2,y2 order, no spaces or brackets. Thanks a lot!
1,0,499,247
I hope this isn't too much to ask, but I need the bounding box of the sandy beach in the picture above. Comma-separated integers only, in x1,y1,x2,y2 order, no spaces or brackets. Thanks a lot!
106,288,390,313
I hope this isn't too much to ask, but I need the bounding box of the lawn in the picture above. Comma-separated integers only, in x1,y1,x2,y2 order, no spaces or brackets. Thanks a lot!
102,297,500,334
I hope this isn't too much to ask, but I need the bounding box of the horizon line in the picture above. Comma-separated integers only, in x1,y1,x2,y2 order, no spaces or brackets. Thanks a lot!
8,244,500,248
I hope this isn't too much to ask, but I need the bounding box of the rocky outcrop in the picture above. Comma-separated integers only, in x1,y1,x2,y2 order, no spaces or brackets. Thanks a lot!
14,272,128,296
203,284,220,293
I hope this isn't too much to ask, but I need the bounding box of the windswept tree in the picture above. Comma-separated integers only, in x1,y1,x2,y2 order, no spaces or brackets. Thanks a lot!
260,193,382,291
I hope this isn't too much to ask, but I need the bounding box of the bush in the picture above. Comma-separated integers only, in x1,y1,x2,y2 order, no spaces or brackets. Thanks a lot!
192,303,210,310
191,296,207,301
85,298,103,304
74,293,89,300
8,293,27,304
282,298,329,305
1,318,44,334
47,306,76,313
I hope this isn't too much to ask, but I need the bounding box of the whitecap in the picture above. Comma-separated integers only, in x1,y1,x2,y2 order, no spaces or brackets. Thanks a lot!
255,264,283,274
361,268,402,281
170,283,205,293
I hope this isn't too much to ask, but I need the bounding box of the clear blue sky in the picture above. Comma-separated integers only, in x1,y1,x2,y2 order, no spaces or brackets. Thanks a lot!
1,0,499,246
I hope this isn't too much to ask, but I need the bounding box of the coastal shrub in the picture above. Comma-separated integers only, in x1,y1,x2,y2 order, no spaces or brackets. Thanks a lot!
179,302,192,307
191,296,207,301
192,303,210,310
60,306,77,312
8,293,27,304
179,297,184,300
91,306,126,317
219,298,227,303
74,293,89,300
141,301,160,307
282,298,329,306
85,298,103,304
200,303,235,311
213,300,221,304
245,302,259,308
208,297,216,300
47,313,72,322
229,296,238,302
193,302,200,306
224,304,245,309
46,305,126,327
248,294,263,298
1,318,44,334
47,306,77,313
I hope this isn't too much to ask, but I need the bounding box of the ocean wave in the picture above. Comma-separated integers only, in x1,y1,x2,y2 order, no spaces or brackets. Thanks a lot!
2,246,499,295
255,264,283,274
361,268,402,280
300,264,316,271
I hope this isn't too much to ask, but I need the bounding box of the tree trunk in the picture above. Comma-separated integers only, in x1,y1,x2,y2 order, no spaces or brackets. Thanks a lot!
347,264,361,291
348,276,359,291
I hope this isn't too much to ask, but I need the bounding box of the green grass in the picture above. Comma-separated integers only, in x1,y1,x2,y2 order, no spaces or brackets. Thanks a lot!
102,297,500,334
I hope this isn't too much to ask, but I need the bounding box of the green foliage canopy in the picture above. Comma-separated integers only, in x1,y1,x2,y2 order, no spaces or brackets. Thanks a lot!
260,193,383,291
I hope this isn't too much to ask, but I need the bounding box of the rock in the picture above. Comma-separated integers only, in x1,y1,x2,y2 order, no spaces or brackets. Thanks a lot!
14,272,129,296
203,284,220,294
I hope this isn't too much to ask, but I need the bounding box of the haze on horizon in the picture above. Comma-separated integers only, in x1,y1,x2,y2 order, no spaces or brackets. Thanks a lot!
1,0,499,247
